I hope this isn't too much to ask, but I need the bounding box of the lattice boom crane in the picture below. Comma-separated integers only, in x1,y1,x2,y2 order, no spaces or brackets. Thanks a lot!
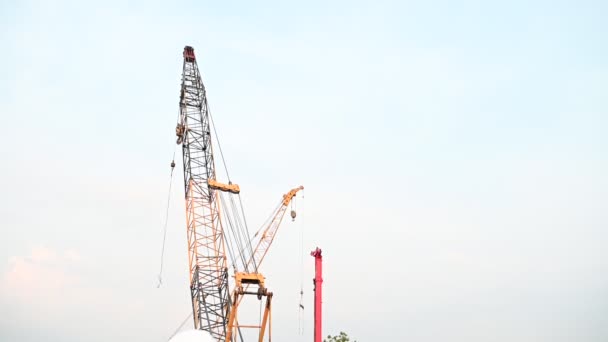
174,46,304,342
176,46,231,340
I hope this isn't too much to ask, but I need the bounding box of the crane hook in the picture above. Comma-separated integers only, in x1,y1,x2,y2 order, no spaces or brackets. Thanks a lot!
291,210,297,221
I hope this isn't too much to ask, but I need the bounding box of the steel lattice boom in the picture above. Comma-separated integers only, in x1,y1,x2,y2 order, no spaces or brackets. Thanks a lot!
176,46,230,341
173,45,303,342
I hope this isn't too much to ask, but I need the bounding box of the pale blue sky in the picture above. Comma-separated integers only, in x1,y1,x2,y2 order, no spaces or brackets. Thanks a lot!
1,0,607,341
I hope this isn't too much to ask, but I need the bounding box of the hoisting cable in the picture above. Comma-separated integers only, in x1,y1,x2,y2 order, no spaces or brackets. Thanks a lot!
157,149,177,288
166,311,193,341
237,193,256,269
208,107,231,182
219,192,242,272
157,109,182,288
228,194,249,270
220,192,251,273
297,192,305,335
208,107,256,272
229,193,255,272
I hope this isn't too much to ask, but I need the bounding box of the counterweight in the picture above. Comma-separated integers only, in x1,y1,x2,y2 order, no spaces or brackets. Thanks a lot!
176,46,230,341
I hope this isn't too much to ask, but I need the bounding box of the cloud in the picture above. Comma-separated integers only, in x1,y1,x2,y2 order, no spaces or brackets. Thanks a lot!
1,245,81,304
0,245,191,342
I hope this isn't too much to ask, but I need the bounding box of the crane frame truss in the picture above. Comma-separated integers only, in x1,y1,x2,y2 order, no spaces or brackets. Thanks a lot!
178,46,230,341
226,274,273,342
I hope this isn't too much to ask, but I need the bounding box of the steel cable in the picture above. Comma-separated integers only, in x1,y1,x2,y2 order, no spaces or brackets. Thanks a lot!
157,149,177,288
166,311,193,341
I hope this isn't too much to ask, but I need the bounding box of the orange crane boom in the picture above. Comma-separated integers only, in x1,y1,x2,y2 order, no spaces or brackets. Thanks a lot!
246,185,304,272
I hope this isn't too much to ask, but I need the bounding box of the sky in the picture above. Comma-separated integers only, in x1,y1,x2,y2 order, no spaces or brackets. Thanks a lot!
1,0,607,341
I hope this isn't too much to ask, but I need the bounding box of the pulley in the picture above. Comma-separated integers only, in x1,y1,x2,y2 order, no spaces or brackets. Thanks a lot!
175,123,185,144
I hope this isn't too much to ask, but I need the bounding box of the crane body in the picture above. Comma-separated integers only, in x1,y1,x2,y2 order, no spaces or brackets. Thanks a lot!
174,46,304,342
176,46,231,340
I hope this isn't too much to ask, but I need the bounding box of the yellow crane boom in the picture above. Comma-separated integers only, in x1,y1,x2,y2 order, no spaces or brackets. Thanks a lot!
226,185,304,342
247,185,304,272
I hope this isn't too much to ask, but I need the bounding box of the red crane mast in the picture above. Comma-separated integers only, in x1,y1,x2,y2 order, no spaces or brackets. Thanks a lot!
311,247,323,342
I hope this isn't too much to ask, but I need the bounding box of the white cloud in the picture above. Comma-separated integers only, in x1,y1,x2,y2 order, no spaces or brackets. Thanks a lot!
2,245,80,302
0,244,196,342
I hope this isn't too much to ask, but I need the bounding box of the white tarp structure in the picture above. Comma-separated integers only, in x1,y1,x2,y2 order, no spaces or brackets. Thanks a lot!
169,329,214,342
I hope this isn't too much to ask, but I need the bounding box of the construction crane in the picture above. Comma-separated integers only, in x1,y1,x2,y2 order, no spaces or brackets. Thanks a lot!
175,46,303,342
176,46,232,341
226,185,304,342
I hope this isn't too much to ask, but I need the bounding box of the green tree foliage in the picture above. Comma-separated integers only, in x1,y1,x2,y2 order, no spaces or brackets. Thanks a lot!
324,331,357,342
